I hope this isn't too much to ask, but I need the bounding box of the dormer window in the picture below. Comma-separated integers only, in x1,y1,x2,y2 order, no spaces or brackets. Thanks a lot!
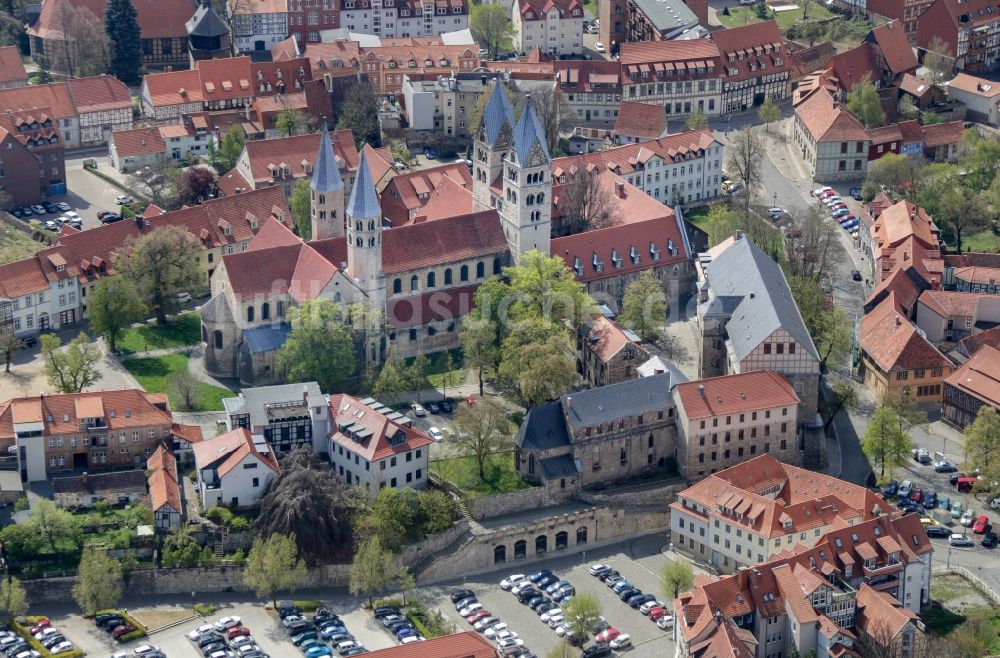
224,226,232,236
526,10,533,17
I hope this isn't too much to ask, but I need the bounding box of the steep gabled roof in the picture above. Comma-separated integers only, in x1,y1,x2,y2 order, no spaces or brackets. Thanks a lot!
381,210,508,274
860,295,952,372
794,88,870,142
944,345,1000,406
328,393,432,462
0,46,26,85
512,100,550,164
479,80,515,148
868,21,917,74
311,126,345,193
192,427,279,477
676,371,800,419
347,149,383,219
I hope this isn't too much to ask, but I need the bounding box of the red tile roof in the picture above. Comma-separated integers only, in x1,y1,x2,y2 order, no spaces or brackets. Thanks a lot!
386,285,478,329
828,43,878,92
944,345,1000,406
142,68,204,108
855,584,918,641
0,257,50,299
517,0,583,19
869,21,918,74
66,75,131,112
193,427,279,477
586,316,646,363
947,72,1000,98
381,210,508,274
898,73,933,97
216,168,253,196
620,38,721,66
196,56,254,100
920,120,964,147
0,389,177,441
918,290,995,319
0,46,27,85
147,444,181,513
361,143,397,187
0,82,75,120
551,129,719,178
613,101,667,140
553,60,622,93
960,326,1000,358
860,295,953,372
328,393,433,462
29,0,195,40
795,88,870,142
380,163,473,226
360,631,495,658
413,174,476,222
932,0,1000,28
710,21,793,84
223,240,339,302
676,371,800,419
112,126,167,158
242,131,359,187
953,265,1000,285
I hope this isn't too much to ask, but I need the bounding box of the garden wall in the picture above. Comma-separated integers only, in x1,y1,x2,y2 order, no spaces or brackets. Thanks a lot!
577,479,686,507
468,487,574,521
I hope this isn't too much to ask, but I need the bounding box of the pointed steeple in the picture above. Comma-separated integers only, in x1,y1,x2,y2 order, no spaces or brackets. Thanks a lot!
512,100,550,164
347,149,381,219
311,126,344,193
480,80,515,148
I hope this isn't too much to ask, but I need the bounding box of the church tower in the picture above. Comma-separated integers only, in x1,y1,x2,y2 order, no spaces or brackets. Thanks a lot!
346,151,386,366
501,101,552,260
472,80,515,213
310,126,345,241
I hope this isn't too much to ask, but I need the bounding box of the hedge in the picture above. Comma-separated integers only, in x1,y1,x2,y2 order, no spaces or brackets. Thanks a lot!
291,601,324,612
12,616,85,658
404,613,434,640
94,609,148,643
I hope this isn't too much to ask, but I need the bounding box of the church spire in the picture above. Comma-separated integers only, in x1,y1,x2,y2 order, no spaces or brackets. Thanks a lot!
311,126,344,193
347,149,380,219
513,100,550,165
479,80,515,148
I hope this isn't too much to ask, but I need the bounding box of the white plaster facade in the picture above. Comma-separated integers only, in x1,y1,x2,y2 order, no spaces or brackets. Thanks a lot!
513,4,584,55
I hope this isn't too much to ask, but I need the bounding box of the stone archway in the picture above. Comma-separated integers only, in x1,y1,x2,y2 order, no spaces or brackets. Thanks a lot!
555,531,568,550
576,526,588,545
494,545,506,563
514,540,527,559
535,534,548,556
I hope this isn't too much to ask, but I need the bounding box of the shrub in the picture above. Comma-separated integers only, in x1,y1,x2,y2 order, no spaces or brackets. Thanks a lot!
228,549,246,565
372,597,404,609
95,609,148,640
194,603,218,616
13,497,29,512
206,507,233,526
230,517,251,532
292,600,324,612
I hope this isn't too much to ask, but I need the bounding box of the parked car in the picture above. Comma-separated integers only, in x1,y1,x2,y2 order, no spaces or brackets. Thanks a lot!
628,593,656,609
951,501,963,519
483,623,510,640
213,617,242,632
28,622,50,635
982,531,998,548
595,42,606,52
656,615,675,630
649,608,670,621
935,461,958,473
588,564,611,576
428,427,443,442
176,291,192,304
411,403,426,417
581,644,612,658
961,509,976,526
812,186,833,196
595,628,621,644
227,626,251,640
188,626,216,640
832,208,851,219
426,400,440,414
101,213,124,224
55,202,71,212
910,488,923,503
116,195,135,205
134,646,162,656
609,634,632,650
450,590,475,603
473,616,501,632
303,645,332,658
926,525,951,538
466,610,490,624
898,480,912,497
112,625,137,639
440,400,453,412
950,534,975,547
850,187,863,200
882,479,898,495
924,491,937,508
529,570,554,583
974,515,990,534
640,600,665,615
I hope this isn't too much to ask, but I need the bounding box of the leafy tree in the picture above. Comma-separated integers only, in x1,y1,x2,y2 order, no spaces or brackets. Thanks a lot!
406,353,431,400
256,447,357,561
276,108,310,137
923,36,954,84
290,178,312,240
862,152,920,198
218,126,246,171
705,203,734,246
349,536,392,606
862,404,912,477
0,577,28,618
73,547,123,615
755,0,770,19
964,406,1000,477
168,370,201,411
277,299,358,393
470,3,514,60
757,97,780,131
87,278,145,352
438,351,461,400
939,188,987,253
178,166,216,205
126,158,179,209
460,316,499,396
507,250,595,325
896,94,918,121
845,73,886,129
529,88,565,153
450,397,514,480
29,499,80,553
661,559,694,599
336,81,379,149
40,332,102,393
620,270,668,341
959,128,1000,191
116,225,202,324
362,487,456,551
686,108,708,131
921,110,943,125
58,3,108,77
501,324,577,406
104,0,141,84
371,350,410,398
563,593,602,642
397,566,416,606
787,276,851,368
0,523,43,562
244,533,309,607
559,164,623,233
0,334,23,373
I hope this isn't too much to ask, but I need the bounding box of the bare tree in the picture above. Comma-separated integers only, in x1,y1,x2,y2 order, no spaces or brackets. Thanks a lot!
558,161,622,234
529,87,564,153
923,37,955,84
783,204,840,279
126,158,179,209
726,127,765,215
58,3,108,77
168,370,200,411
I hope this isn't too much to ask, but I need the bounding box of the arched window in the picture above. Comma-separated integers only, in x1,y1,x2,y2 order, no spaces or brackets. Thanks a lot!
277,301,284,317
355,220,362,230
369,221,375,230
318,194,325,204
460,265,469,281
514,540,527,559
528,454,535,475
526,194,534,206
213,330,223,349
393,278,402,294
535,535,547,555
247,306,254,323
427,272,436,288
356,238,363,247
555,531,568,550
494,545,506,563
410,275,418,291
444,268,453,285
536,192,544,203
476,262,485,278
493,258,502,275
334,292,342,302
261,303,270,320
576,526,588,545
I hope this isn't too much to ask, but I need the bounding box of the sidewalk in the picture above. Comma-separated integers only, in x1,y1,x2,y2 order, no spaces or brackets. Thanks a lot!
760,117,812,184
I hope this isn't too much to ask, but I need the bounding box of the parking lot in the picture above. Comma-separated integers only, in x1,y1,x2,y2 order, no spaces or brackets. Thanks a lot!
428,553,676,656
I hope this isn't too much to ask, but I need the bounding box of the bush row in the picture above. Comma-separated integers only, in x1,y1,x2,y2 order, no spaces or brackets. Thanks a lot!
12,616,84,658
95,609,149,642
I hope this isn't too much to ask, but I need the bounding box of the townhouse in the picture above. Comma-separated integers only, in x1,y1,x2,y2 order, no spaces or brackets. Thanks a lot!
401,73,486,139
867,0,937,42
336,0,469,40
355,43,480,96
793,88,872,182
0,389,202,482
0,108,67,206
579,315,649,387
712,21,792,114
863,199,941,287
915,290,1000,345
232,0,290,53
620,40,723,117
327,393,432,496
942,344,1000,427
669,454,900,575
109,119,217,173
917,0,1000,72
674,371,802,482
194,427,280,509
147,444,183,531
945,72,1000,125
0,186,290,337
222,382,329,454
512,0,585,56
554,60,624,125
612,101,667,144
943,252,1000,293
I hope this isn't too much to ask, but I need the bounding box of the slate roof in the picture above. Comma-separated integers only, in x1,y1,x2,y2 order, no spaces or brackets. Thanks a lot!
480,80,515,148
704,236,820,362
347,149,382,219
515,400,571,451
540,454,580,478
186,3,230,37
512,100,550,164
561,372,675,429
242,323,292,354
310,126,345,193
223,382,324,426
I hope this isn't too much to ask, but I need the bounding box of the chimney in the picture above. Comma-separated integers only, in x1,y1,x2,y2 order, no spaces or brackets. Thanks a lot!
895,316,902,326
615,181,625,198
566,396,573,408
303,384,309,402
698,384,705,396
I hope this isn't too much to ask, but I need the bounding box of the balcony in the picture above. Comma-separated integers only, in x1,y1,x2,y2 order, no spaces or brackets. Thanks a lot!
863,560,903,578
865,572,901,592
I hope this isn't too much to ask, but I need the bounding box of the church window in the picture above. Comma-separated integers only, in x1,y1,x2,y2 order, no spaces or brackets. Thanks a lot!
277,301,284,317
493,258,502,274
319,194,326,204
427,272,436,288
537,192,545,203
460,264,469,281
356,220,362,230
369,221,375,230
526,195,534,206
476,262,485,278
444,268,453,285
393,278,402,294
214,330,223,348
356,238,363,247
261,303,270,320
247,306,254,323
410,275,418,291
428,325,437,336
334,292,342,302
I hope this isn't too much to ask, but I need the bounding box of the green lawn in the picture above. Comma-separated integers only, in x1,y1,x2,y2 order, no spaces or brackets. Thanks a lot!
407,349,466,391
123,353,232,411
118,312,202,355
0,224,44,265
683,205,739,232
960,229,1000,254
430,453,534,497
717,3,833,29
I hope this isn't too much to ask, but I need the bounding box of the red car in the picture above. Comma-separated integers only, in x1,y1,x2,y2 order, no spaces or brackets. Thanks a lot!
595,628,621,643
227,626,251,639
112,624,136,639
910,488,923,503
974,515,990,534
466,610,490,624
649,608,669,621
29,620,50,635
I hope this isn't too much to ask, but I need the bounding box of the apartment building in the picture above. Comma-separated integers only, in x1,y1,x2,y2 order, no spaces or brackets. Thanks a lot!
109,118,217,173
327,393,432,496
674,371,801,482
337,0,469,39
599,0,707,53
554,60,623,126
945,72,1000,124
0,389,202,482
917,0,1000,72
233,0,290,53
401,73,485,139
0,108,67,206
356,43,480,96
512,0,585,55
712,21,792,114
222,382,329,454
194,427,280,509
669,455,896,573
793,88,872,181
620,40,722,116
915,290,1000,345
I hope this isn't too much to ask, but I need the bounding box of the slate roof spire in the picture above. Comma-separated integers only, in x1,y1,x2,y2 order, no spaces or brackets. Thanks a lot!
480,80,515,148
513,99,550,164
347,149,381,219
311,125,344,193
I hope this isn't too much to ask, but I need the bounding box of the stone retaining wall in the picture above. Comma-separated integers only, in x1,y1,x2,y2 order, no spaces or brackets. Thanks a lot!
467,487,574,521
